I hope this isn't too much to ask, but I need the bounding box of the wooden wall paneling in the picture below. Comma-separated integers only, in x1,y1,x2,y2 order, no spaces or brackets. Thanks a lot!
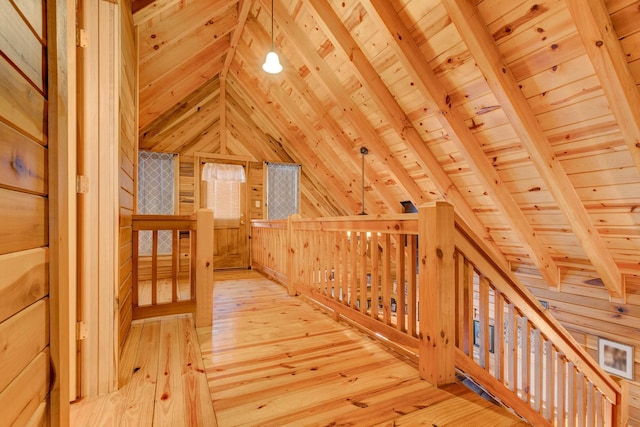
0,298,49,392
0,113,47,195
0,349,50,427
248,162,264,220
0,1,45,92
0,248,48,323
179,156,195,215
0,53,46,144
12,0,45,40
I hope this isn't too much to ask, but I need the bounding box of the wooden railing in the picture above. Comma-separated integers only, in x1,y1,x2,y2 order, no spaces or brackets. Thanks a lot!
132,209,214,327
250,202,628,426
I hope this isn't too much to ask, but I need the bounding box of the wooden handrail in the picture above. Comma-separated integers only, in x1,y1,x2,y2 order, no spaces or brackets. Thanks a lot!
250,205,627,425
131,210,213,327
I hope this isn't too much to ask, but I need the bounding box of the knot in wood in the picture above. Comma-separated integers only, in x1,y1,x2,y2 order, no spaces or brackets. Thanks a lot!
595,40,603,47
12,157,25,174
436,247,443,258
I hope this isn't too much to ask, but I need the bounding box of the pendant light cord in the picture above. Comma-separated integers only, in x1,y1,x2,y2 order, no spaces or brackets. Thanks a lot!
271,0,275,50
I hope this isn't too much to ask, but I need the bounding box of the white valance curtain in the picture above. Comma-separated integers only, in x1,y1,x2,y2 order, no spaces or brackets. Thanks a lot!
202,163,245,227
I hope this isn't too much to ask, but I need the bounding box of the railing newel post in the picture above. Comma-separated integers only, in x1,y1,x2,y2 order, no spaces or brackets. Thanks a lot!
418,201,455,387
286,214,300,296
195,208,214,327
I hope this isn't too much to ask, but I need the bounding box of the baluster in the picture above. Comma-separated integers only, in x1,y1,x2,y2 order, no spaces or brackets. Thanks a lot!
532,329,542,412
543,341,554,421
190,229,196,300
494,290,504,381
132,229,139,310
370,232,380,320
330,231,338,301
340,231,348,304
596,390,604,427
395,234,406,331
577,371,585,427
350,230,358,308
152,230,158,305
518,316,529,402
382,234,392,325
586,381,595,427
556,353,566,426
479,275,490,370
172,230,178,302
359,232,368,314
505,303,516,391
406,234,417,337
567,361,576,427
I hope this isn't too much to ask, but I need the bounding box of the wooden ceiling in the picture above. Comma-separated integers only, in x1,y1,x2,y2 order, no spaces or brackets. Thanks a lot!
131,0,640,298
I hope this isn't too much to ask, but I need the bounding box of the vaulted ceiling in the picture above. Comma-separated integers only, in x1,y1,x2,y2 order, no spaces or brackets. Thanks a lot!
131,0,640,298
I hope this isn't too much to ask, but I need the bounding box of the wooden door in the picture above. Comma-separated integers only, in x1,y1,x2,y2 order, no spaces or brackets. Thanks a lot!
202,162,249,269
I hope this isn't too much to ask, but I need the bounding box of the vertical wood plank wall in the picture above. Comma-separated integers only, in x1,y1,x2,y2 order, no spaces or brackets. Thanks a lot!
119,0,137,353
0,1,50,425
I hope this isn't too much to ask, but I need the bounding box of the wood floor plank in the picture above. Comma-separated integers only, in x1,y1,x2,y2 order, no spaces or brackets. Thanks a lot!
120,320,161,427
70,269,527,426
177,315,218,427
201,270,528,426
119,321,143,388
153,317,185,427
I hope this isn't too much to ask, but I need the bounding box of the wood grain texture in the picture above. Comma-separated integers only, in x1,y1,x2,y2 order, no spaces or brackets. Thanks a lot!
0,298,49,392
0,248,48,323
0,120,47,194
0,349,49,427
70,315,217,427
200,270,526,426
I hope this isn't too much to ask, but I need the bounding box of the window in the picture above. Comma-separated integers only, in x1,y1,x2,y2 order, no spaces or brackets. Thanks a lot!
137,151,175,255
202,163,245,227
266,162,300,219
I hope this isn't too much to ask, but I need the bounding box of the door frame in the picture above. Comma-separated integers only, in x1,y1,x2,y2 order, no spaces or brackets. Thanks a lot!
48,0,75,424
195,153,253,269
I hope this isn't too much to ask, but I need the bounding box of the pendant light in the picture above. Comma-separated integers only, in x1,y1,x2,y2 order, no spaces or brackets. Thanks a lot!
262,0,283,74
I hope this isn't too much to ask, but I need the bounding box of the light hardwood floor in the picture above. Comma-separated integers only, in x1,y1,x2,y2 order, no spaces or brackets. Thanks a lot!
200,270,528,426
71,270,528,426
70,314,216,427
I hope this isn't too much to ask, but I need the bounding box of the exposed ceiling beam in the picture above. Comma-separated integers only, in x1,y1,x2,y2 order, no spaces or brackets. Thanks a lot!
234,36,387,215
442,0,623,298
306,0,520,272
228,66,363,215
225,92,343,216
261,0,432,211
221,0,251,81
220,0,251,155
244,16,402,213
565,0,640,174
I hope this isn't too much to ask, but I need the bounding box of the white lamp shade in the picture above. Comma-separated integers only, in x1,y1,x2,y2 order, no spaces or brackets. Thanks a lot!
262,51,283,74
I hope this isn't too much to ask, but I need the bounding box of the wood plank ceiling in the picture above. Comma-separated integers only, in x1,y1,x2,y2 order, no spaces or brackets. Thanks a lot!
132,0,640,298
